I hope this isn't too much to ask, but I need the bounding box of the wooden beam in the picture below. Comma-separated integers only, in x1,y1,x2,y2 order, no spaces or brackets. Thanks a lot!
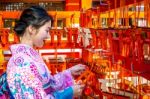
0,11,80,19
0,0,65,3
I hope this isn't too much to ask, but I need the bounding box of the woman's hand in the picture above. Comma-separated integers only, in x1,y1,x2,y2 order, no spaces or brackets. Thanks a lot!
69,64,86,77
72,80,85,97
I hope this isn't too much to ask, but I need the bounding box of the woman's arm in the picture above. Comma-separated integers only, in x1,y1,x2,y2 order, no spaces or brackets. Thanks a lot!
43,63,85,94
43,67,74,93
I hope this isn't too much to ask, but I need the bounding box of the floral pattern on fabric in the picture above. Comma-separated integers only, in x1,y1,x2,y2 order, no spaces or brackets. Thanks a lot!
6,44,74,99
14,57,24,66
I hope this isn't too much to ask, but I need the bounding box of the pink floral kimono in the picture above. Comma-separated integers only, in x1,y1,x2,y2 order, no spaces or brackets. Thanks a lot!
6,44,74,99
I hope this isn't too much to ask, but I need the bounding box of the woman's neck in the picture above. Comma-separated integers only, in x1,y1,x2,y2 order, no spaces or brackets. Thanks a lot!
20,34,33,48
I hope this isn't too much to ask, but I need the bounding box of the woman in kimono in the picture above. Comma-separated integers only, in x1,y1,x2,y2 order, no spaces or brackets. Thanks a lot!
6,6,86,99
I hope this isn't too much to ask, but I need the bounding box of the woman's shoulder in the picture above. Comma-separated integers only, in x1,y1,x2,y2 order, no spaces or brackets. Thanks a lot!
7,52,33,71
10,44,43,62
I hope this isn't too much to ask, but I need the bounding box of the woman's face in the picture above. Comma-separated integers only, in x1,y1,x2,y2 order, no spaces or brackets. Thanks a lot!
32,21,51,48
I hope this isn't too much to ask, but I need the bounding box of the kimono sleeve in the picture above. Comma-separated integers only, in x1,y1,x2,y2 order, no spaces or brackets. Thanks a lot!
43,66,74,93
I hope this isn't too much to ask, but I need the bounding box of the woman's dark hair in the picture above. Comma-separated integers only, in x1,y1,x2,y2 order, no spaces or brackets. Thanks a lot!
14,6,53,36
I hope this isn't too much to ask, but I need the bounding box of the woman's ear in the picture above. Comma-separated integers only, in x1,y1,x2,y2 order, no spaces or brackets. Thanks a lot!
27,25,37,35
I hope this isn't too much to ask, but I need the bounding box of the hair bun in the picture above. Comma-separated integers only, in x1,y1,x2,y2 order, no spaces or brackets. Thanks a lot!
14,6,53,37
14,21,27,36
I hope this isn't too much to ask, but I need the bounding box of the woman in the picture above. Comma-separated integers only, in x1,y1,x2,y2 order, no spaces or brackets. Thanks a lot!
6,6,85,99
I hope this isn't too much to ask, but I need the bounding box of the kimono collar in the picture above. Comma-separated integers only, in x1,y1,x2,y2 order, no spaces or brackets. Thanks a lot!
10,44,39,58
